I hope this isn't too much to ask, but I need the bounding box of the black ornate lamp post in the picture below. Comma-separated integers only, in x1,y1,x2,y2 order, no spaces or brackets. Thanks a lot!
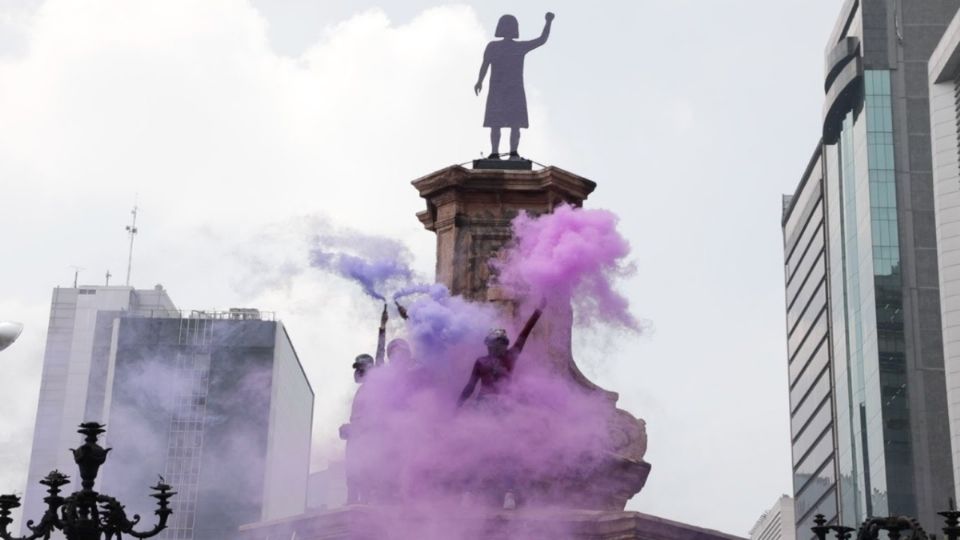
0,422,175,540
812,514,856,540
856,516,927,540
812,511,937,540
939,499,960,540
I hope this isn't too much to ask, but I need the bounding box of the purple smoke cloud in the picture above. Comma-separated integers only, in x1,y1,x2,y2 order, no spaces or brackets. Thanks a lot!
495,204,639,330
321,206,642,538
393,283,449,301
309,236,415,301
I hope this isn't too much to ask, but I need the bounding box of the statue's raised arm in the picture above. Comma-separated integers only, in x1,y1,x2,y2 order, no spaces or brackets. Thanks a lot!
520,12,554,52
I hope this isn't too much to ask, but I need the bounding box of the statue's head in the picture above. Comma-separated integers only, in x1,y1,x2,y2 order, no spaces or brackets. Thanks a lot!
495,15,519,39
485,328,510,356
387,338,414,368
352,354,374,382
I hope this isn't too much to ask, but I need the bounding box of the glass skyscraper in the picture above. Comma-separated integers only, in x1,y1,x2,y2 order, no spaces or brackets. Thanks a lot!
782,0,959,535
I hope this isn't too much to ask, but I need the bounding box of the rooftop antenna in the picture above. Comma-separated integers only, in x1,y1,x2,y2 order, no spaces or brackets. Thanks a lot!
105,270,112,287
69,266,84,288
124,205,138,287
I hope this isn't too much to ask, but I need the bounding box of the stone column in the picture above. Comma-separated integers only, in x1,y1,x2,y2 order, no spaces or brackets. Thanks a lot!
412,164,596,302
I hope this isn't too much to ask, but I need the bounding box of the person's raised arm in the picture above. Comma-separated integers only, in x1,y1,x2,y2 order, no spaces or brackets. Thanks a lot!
520,12,554,52
375,303,387,366
513,298,547,353
474,43,493,96
457,364,481,407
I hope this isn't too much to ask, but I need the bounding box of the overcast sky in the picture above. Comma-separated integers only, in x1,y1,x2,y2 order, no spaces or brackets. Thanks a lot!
0,1,841,535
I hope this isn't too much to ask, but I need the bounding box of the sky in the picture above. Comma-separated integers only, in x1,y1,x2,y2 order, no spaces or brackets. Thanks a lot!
0,0,841,535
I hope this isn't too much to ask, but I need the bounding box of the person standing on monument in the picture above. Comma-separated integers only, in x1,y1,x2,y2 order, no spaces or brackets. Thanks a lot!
339,303,392,503
457,299,547,406
474,12,555,160
340,353,376,504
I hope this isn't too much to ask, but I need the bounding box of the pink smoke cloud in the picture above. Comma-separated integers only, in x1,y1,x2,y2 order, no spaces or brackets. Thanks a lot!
322,205,642,538
495,205,639,330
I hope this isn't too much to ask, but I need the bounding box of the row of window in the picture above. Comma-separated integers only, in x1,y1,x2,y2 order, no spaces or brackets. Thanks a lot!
787,244,826,310
786,203,825,283
789,279,827,341
789,319,828,382
789,303,827,365
794,399,833,463
159,351,212,540
796,457,837,523
168,431,203,449
791,370,832,436
790,346,830,409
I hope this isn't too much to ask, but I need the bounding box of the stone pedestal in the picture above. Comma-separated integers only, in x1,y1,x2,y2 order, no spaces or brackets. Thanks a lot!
239,505,746,540
412,163,650,510
412,164,596,303
471,157,533,170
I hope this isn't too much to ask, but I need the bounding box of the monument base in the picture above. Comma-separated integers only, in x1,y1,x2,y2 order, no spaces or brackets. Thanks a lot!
472,157,534,170
239,505,744,540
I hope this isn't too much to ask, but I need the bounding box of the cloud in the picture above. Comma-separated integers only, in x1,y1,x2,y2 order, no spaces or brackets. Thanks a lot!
666,98,696,134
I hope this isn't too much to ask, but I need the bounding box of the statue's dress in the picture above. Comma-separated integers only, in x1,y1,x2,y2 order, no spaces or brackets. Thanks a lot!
483,40,541,129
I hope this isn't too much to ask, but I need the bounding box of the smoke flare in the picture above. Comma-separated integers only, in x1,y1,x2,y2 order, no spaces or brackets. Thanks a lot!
308,236,415,301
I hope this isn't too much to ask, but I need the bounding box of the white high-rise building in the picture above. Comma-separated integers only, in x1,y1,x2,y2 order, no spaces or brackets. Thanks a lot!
750,496,796,540
22,285,314,540
930,9,960,505
23,284,177,526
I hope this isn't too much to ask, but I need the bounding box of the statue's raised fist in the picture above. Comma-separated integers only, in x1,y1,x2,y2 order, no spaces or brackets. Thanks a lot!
545,12,555,22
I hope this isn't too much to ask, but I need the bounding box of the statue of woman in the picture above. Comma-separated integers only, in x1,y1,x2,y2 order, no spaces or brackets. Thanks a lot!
474,13,555,160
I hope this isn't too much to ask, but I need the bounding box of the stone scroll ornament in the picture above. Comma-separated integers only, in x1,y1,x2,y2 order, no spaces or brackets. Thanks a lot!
474,12,554,160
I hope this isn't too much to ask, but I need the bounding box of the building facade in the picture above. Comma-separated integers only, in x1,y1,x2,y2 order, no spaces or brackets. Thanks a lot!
23,285,177,530
24,286,314,540
782,0,959,533
929,8,960,506
782,147,838,536
749,496,796,540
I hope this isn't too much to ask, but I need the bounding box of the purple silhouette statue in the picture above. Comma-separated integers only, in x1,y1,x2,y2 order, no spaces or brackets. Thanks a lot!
474,12,554,160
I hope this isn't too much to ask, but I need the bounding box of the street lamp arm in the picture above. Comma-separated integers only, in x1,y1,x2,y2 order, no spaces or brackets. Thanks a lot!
121,479,175,539
0,494,46,540
123,514,170,539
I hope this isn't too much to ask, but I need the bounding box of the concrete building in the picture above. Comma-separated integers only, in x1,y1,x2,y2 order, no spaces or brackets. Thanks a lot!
929,8,960,506
23,286,313,540
781,0,959,533
23,285,177,529
749,496,796,540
